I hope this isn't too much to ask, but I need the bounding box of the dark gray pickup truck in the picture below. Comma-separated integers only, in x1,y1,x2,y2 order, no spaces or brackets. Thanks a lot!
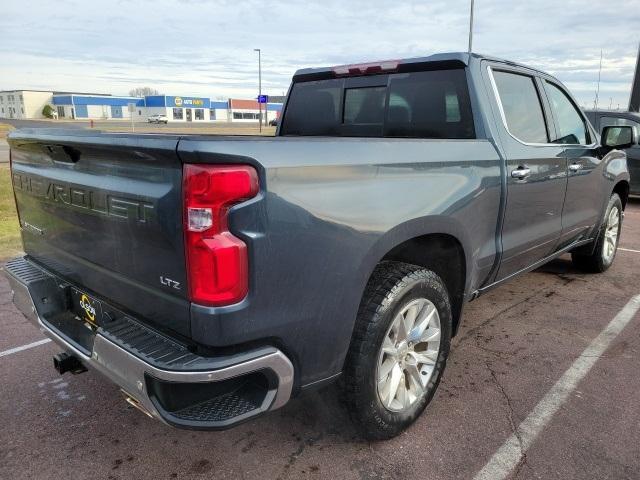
5,52,633,439
584,110,640,195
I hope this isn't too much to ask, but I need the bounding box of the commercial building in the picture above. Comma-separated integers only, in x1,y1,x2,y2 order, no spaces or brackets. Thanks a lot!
0,89,283,123
141,96,282,123
0,90,56,119
52,94,144,120
228,99,281,123
144,95,214,122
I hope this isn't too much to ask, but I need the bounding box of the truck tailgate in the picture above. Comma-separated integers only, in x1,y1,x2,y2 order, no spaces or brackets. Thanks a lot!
8,130,190,336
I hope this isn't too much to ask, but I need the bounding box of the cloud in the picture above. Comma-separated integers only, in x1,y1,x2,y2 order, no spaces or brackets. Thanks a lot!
0,0,637,107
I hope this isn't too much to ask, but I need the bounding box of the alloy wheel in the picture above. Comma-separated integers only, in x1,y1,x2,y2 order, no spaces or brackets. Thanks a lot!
376,298,442,412
602,205,620,263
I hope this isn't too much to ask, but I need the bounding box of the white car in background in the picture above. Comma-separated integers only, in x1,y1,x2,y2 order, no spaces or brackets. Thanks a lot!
147,114,168,124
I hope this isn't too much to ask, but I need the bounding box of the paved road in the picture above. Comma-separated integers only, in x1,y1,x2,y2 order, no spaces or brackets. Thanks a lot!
1,201,639,480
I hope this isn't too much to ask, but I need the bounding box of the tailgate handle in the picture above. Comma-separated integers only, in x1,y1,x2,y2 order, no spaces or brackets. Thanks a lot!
43,144,81,164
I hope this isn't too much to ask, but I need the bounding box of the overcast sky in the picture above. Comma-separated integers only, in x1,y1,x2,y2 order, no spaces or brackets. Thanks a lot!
1,0,638,108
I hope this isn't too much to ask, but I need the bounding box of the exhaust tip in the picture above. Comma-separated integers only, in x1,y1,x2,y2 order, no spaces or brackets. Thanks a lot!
53,352,87,375
121,390,154,418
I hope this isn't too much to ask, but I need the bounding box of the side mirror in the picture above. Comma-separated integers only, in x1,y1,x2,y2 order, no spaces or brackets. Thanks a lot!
601,125,636,149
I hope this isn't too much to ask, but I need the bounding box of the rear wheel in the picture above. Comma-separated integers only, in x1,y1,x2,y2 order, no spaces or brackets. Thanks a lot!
571,193,622,273
342,261,452,440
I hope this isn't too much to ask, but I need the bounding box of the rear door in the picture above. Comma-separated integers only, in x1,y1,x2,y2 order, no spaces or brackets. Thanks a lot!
542,80,603,247
485,65,568,280
9,130,191,336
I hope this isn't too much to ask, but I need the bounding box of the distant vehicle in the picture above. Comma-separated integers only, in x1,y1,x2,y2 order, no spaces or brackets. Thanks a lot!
269,118,278,127
585,110,639,195
6,52,632,440
147,114,168,124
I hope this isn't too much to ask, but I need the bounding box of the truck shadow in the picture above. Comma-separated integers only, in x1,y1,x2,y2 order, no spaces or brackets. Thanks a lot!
534,255,589,281
535,256,584,277
263,382,363,443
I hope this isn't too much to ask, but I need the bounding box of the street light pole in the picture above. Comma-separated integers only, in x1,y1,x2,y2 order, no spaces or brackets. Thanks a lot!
254,48,262,133
468,0,474,54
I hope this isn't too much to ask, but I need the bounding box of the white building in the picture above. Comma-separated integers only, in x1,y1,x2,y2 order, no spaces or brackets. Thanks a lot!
0,90,54,119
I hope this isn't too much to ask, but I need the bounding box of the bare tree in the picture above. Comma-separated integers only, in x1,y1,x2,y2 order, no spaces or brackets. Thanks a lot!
129,87,160,97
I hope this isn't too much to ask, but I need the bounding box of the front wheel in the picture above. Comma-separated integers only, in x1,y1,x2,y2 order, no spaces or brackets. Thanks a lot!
571,193,622,273
342,262,452,440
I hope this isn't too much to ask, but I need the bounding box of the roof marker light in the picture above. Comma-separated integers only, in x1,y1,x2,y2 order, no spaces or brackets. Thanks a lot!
332,60,400,77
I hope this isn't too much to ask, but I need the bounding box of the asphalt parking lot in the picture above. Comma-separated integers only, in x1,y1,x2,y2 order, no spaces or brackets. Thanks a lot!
1,200,639,480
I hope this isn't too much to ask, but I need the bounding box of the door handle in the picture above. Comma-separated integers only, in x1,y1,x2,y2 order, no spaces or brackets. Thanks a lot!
569,163,582,172
511,166,531,179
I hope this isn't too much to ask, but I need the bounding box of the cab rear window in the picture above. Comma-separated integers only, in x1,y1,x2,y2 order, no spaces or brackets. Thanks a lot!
280,68,475,139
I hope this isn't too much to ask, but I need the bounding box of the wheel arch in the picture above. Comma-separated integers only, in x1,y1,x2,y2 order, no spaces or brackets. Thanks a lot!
613,180,630,210
356,217,471,338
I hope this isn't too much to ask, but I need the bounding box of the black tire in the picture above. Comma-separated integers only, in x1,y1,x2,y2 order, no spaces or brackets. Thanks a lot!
571,193,622,273
342,261,452,440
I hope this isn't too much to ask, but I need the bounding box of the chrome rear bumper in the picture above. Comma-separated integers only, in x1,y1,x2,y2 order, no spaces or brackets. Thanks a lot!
4,256,294,429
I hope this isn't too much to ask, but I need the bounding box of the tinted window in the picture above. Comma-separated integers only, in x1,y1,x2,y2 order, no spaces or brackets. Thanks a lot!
280,79,341,135
281,69,474,138
544,82,588,145
493,70,548,144
343,87,386,125
385,69,474,138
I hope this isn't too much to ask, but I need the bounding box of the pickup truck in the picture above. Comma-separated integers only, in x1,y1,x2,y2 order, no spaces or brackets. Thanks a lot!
5,52,633,440
584,109,639,195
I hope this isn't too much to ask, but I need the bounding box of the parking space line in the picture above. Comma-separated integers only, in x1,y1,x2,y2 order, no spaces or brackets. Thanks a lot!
473,294,640,480
619,247,640,254
0,339,51,358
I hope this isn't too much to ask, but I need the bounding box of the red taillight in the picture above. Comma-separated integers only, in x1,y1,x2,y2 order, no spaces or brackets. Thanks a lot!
183,164,259,306
332,60,399,77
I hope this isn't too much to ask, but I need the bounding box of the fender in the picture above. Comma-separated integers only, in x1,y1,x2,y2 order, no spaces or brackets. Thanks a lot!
356,215,473,299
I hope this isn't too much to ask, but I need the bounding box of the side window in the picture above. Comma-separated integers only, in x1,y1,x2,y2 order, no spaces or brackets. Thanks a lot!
544,82,589,145
492,70,549,144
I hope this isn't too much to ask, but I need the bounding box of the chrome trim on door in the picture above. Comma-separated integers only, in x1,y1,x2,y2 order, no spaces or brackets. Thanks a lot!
486,65,598,149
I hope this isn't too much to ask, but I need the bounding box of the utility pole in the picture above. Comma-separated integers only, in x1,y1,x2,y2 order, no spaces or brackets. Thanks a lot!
594,49,603,110
629,41,640,112
468,0,475,54
254,48,262,133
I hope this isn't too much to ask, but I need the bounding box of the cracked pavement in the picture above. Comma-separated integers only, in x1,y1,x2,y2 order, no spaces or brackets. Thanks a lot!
1,199,639,480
